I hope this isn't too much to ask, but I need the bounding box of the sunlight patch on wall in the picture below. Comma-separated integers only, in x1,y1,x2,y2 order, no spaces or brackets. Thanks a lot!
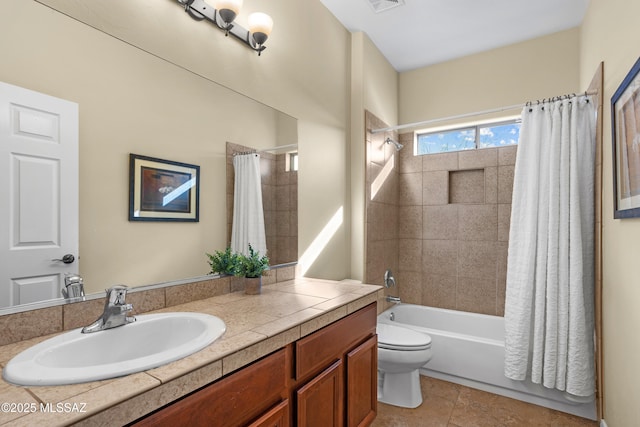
370,154,395,200
298,206,344,276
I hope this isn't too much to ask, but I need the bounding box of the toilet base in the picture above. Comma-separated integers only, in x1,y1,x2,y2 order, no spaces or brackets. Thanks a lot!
377,369,423,408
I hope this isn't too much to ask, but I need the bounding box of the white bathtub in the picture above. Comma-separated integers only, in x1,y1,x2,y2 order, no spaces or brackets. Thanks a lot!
378,304,596,420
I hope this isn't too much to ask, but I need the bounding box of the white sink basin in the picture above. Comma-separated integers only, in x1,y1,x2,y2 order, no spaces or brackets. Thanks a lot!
3,312,226,386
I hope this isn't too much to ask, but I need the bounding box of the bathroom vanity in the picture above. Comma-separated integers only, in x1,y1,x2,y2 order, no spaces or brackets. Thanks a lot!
132,302,377,426
0,278,382,426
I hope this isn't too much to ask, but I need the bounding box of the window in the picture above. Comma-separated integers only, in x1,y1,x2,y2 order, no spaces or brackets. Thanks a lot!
416,118,520,155
286,152,298,171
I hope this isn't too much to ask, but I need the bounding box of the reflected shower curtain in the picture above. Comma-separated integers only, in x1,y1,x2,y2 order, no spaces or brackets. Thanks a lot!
504,96,596,397
231,153,267,257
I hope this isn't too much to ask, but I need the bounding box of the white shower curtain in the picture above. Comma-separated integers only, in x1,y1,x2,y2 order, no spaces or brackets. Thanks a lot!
504,96,596,398
231,153,267,257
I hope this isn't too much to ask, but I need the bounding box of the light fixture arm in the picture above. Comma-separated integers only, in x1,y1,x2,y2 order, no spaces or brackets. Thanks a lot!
177,0,269,55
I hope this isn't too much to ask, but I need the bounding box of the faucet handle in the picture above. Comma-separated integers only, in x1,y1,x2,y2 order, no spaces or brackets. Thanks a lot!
384,269,396,288
121,303,136,325
105,285,129,305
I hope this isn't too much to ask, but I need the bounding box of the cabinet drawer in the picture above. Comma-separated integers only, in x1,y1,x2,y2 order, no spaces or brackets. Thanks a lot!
132,348,288,427
296,303,376,380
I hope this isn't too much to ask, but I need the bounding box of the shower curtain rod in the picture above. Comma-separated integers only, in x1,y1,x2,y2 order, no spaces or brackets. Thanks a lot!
256,143,298,153
371,90,598,134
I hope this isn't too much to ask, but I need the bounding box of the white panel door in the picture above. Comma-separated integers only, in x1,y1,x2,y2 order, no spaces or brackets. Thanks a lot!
0,82,79,308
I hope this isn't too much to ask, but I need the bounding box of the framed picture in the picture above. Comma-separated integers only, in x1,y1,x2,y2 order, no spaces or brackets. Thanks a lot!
129,154,200,222
612,57,640,219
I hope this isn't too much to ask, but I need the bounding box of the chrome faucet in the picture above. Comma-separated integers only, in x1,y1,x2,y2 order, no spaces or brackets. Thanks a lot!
386,295,401,304
82,285,135,333
62,273,85,301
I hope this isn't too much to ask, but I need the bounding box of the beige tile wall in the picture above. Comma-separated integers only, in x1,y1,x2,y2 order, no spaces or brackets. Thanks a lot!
274,153,298,265
400,141,517,316
365,110,517,316
364,111,400,303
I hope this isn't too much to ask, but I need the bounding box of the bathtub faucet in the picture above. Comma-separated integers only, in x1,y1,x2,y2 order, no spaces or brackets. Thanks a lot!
386,295,401,304
384,270,396,288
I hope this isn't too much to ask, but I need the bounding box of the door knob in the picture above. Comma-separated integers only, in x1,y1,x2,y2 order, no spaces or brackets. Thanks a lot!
52,254,75,264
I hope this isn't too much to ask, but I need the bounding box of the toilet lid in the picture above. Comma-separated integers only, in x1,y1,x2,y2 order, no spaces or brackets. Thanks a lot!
377,323,432,351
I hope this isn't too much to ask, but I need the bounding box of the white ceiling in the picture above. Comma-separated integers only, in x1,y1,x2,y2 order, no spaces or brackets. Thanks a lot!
319,0,590,72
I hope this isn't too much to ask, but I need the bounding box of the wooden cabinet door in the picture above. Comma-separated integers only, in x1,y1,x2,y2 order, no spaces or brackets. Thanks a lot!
247,399,289,427
346,335,377,427
296,359,344,427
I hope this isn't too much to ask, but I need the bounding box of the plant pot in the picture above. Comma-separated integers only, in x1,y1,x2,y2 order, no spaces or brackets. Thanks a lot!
244,276,262,295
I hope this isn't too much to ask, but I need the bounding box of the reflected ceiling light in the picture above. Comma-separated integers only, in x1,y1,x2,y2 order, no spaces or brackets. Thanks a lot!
177,0,273,55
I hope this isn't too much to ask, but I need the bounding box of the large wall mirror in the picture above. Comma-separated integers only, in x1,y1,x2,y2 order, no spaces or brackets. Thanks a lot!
0,1,298,313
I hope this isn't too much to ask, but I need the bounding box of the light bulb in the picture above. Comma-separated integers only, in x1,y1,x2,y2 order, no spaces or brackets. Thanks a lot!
213,0,242,27
248,12,273,46
212,0,242,15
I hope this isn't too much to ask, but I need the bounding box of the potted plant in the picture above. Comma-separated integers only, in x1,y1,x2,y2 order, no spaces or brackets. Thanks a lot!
234,244,269,295
206,247,239,276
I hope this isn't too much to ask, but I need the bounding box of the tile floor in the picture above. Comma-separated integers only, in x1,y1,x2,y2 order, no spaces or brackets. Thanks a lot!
371,376,599,427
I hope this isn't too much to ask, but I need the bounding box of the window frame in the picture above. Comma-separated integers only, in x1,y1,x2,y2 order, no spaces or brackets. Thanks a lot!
414,116,521,156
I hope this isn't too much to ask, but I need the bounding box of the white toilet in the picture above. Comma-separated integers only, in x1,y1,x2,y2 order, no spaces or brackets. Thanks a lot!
377,322,433,408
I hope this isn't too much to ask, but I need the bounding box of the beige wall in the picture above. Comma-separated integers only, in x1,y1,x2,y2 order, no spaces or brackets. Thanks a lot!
363,37,399,128
349,33,399,280
399,28,581,126
580,1,640,425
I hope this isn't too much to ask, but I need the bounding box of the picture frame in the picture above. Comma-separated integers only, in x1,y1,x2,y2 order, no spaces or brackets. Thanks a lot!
129,154,200,222
611,57,640,219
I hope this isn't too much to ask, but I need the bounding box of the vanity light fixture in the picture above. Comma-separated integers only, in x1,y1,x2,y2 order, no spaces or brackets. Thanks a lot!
177,0,273,56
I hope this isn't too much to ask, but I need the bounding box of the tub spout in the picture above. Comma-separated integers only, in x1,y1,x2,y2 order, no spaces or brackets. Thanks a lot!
386,295,401,304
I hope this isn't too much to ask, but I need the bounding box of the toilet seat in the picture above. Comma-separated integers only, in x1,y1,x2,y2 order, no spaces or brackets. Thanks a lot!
377,323,432,351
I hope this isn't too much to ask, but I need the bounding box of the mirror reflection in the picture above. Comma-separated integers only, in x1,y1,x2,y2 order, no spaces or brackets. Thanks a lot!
226,142,298,265
0,1,298,312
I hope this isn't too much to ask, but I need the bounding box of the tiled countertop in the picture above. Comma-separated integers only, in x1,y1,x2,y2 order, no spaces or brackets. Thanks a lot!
0,278,382,427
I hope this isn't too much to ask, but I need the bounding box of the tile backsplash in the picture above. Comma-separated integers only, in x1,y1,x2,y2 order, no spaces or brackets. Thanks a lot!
0,265,296,347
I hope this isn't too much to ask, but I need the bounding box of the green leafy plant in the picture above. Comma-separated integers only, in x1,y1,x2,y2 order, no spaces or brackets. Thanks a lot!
234,244,269,278
206,247,239,276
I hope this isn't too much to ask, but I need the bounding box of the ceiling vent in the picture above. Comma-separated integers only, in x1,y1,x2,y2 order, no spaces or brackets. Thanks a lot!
366,0,405,14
